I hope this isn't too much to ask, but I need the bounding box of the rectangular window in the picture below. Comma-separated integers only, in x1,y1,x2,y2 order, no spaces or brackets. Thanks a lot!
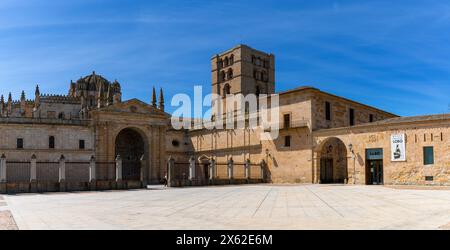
79,140,85,149
423,147,434,165
369,114,374,123
49,136,55,149
349,108,355,126
17,138,24,149
284,136,291,147
283,114,291,129
325,102,331,121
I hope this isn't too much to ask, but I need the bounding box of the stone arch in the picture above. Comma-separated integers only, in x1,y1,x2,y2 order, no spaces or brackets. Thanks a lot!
317,137,348,184
223,84,231,97
114,127,149,181
227,68,233,79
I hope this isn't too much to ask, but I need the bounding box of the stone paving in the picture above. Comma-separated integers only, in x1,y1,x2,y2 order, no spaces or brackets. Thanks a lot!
0,195,19,230
3,185,450,230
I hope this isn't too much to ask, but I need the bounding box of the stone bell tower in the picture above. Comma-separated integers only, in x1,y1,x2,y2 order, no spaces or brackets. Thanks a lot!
211,44,275,98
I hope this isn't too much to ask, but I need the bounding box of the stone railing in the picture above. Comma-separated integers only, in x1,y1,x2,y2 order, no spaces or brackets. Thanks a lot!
167,156,267,187
0,154,144,194
0,117,90,126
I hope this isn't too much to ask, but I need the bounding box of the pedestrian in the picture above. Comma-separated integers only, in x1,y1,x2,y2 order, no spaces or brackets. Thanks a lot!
163,172,168,187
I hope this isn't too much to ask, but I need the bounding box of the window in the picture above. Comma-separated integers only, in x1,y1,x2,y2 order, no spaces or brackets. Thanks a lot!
423,147,434,165
58,112,65,119
227,68,233,79
224,57,229,67
230,55,234,64
223,84,231,97
284,136,291,147
79,140,85,149
349,108,355,126
220,71,226,82
325,102,331,121
49,136,55,149
17,138,24,149
370,114,374,123
253,70,259,80
172,140,180,147
283,114,291,129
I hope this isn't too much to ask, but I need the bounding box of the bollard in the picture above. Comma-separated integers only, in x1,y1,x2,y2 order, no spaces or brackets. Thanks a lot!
167,156,175,187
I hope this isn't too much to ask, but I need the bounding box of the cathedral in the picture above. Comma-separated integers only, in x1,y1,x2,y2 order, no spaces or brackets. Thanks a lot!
0,44,449,193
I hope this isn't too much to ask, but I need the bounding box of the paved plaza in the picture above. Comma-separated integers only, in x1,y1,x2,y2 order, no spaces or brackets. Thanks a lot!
2,185,450,230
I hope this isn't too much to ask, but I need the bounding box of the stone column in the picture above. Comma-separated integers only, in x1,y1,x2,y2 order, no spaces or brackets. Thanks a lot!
209,159,216,182
189,156,196,184
30,154,37,192
140,154,146,187
59,155,66,192
245,159,251,181
89,156,96,182
227,157,234,181
260,159,266,182
89,156,96,191
0,154,5,194
0,154,6,183
189,156,196,182
30,154,37,181
115,155,122,181
167,156,175,187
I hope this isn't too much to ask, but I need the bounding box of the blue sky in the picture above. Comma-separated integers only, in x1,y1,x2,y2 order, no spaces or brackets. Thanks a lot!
0,0,449,116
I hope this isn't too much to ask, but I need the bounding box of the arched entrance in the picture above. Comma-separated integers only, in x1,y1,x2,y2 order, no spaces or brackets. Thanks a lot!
115,128,147,181
318,137,348,184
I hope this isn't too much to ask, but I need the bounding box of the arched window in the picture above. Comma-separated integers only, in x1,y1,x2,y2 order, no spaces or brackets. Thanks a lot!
220,71,226,82
230,54,234,64
49,136,55,149
227,68,233,79
260,71,266,82
224,57,229,67
254,70,259,80
256,85,261,97
218,59,223,69
223,84,231,97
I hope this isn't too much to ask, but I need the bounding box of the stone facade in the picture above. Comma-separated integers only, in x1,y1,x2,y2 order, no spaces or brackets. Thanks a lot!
1,44,449,194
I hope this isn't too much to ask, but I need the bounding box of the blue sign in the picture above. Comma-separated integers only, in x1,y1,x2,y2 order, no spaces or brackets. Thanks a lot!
366,148,383,160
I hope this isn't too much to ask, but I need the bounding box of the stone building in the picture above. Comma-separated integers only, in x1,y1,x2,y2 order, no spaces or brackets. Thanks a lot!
0,44,449,193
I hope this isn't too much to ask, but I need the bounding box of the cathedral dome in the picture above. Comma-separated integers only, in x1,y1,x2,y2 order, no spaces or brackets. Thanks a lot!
76,71,110,92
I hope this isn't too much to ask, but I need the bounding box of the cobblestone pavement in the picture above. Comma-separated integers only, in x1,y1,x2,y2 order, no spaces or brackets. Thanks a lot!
0,195,19,230
4,185,450,230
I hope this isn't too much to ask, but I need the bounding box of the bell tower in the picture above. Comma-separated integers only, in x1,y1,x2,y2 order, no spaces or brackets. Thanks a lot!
211,44,275,98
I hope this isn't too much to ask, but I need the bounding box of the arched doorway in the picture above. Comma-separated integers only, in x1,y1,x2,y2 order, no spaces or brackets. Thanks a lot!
319,137,348,184
115,128,147,181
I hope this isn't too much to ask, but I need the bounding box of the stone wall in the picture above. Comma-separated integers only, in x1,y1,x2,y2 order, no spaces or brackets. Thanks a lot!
314,118,450,186
311,91,397,130
0,122,94,162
